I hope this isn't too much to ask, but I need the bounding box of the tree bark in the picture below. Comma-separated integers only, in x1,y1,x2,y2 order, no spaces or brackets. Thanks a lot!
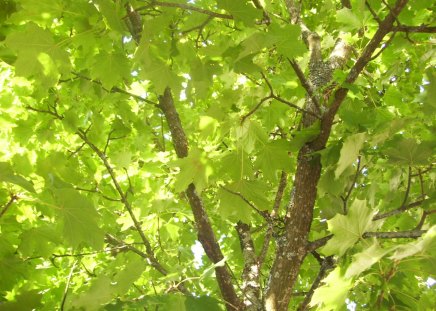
159,88,242,310
265,1,408,310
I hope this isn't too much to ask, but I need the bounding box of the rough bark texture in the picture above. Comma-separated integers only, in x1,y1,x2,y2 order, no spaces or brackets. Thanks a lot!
236,222,261,310
265,1,408,310
159,88,242,310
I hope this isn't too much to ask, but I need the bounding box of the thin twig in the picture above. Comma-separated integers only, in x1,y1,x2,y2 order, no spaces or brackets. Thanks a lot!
74,186,121,202
261,72,320,118
373,199,426,220
365,1,382,23
26,105,63,119
369,30,397,61
393,24,436,33
137,1,233,20
340,156,362,214
363,229,426,239
306,235,333,253
241,96,273,124
297,256,335,311
60,259,79,311
258,171,287,267
77,130,167,275
72,72,158,106
288,58,321,114
221,187,269,220
415,210,436,230
373,167,424,220
181,16,213,34
0,194,19,219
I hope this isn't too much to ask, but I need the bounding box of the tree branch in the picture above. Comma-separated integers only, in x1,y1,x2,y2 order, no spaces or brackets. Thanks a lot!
415,210,436,230
241,96,273,124
258,171,287,268
159,87,241,310
77,130,167,276
297,256,335,311
72,72,158,106
288,59,321,114
236,222,261,309
137,1,233,20
341,156,362,214
60,259,79,311
306,235,333,253
313,0,409,150
393,24,436,33
363,230,426,239
221,187,269,220
0,194,18,219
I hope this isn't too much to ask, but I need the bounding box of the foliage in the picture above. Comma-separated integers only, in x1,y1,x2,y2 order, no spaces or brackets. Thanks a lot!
0,0,435,310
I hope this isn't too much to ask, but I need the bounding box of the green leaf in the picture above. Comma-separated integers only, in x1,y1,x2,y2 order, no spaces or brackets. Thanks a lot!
171,148,213,192
335,132,366,178
185,296,222,311
53,188,104,249
94,0,126,33
18,226,60,257
217,0,262,26
336,8,364,31
390,226,436,260
91,51,131,89
267,23,306,58
385,137,434,165
71,275,114,311
5,23,70,78
345,242,391,278
0,290,42,311
235,119,268,154
322,200,382,256
255,139,291,180
217,187,251,223
289,122,320,152
0,162,35,193
310,268,352,311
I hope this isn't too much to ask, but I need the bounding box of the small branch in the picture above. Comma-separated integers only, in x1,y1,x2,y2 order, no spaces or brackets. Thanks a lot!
373,199,426,220
297,256,335,311
369,30,397,61
340,156,362,214
72,72,158,106
273,95,320,118
306,235,333,253
74,186,121,202
241,96,273,124
363,230,426,239
415,210,436,230
258,171,287,267
137,1,233,20
181,15,213,34
393,24,436,33
261,72,320,118
0,194,18,219
221,187,269,220
288,59,321,114
365,1,382,23
77,130,167,276
411,165,433,177
26,105,63,119
373,167,423,220
60,259,79,311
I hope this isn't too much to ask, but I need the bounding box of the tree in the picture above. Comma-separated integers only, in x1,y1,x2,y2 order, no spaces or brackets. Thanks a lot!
0,0,435,309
